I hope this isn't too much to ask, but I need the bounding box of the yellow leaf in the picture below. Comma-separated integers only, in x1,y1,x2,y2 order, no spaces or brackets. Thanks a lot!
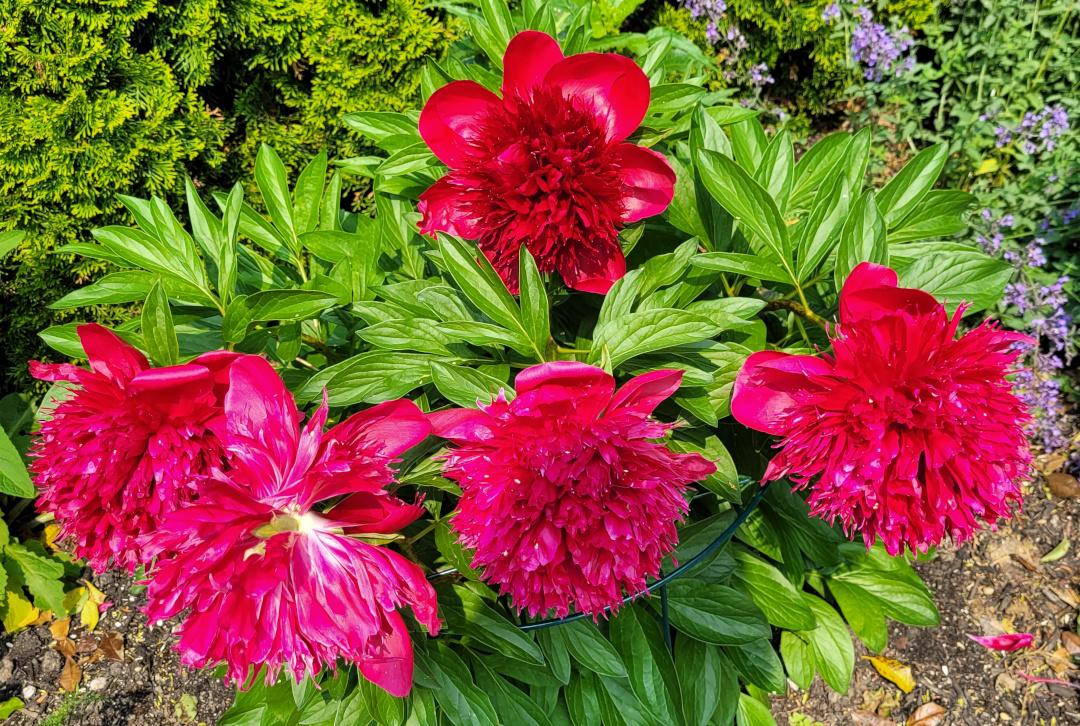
43,524,62,552
863,656,915,693
80,594,99,631
62,587,87,616
976,158,999,175
1,590,39,633
81,579,107,606
1002,618,1016,635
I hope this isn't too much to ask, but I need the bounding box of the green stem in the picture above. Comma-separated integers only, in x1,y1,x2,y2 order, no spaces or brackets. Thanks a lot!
767,297,830,331
1033,5,1072,87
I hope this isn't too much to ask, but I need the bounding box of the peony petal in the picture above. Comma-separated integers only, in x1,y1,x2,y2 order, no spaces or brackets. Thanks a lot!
502,30,564,101
77,323,149,384
192,350,243,404
129,365,215,410
611,144,677,223
428,408,496,442
326,399,431,460
557,236,626,294
543,53,650,143
606,369,683,417
357,610,414,698
417,178,483,239
731,351,833,435
223,355,301,481
514,361,614,397
839,262,940,323
418,81,501,167
329,491,425,535
966,633,1034,651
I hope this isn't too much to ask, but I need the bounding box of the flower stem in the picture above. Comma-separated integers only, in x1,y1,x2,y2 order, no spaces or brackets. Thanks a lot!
766,298,830,331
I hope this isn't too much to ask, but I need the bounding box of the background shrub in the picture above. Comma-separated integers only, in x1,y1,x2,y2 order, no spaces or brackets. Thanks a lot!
0,0,455,392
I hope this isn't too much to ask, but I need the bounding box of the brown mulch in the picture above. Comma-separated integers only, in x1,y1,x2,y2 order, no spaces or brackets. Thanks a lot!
771,460,1080,726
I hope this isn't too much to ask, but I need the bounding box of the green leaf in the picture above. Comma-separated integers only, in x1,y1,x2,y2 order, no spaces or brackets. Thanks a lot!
430,362,510,408
609,605,683,725
255,144,298,248
561,620,627,678
691,104,733,157
591,309,721,368
480,0,516,51
377,144,440,176
790,132,850,212
219,183,243,300
0,696,23,719
648,84,707,114
343,113,422,151
827,579,887,653
441,586,545,664
735,693,777,726
692,253,790,283
434,518,480,579
472,656,554,726
834,190,888,289
519,247,550,361
359,319,459,356
595,675,659,726
728,118,767,172
888,190,976,243
0,427,35,498
246,289,339,323
876,143,947,227
779,632,814,690
421,644,499,726
829,570,939,626
141,282,179,366
664,579,770,645
694,148,793,271
844,127,871,195
753,131,793,215
292,152,328,236
4,542,66,613
796,173,851,281
675,638,726,726
895,248,1013,314
730,548,816,631
0,231,25,260
798,593,855,693
705,106,760,126
536,628,571,686
723,639,786,693
566,670,602,726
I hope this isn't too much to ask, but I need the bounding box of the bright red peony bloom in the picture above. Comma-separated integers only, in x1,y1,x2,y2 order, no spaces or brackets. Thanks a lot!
142,355,439,696
417,30,676,294
430,362,715,618
30,324,237,573
732,262,1032,555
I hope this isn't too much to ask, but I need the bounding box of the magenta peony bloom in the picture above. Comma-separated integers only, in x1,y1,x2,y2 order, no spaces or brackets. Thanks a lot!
430,362,716,618
417,30,676,294
732,262,1032,555
967,633,1034,651
30,324,238,573
142,355,439,696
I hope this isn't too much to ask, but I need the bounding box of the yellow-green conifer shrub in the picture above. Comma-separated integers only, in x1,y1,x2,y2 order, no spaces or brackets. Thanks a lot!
0,0,454,391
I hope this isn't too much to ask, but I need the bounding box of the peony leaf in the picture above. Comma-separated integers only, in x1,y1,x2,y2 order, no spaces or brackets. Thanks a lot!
863,656,915,693
565,669,602,726
0,589,38,633
608,605,682,725
561,620,627,679
735,692,778,726
664,579,771,646
731,548,816,631
722,639,786,694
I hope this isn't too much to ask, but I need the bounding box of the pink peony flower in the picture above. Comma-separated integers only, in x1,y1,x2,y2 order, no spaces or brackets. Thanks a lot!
732,262,1032,555
142,355,439,696
30,324,238,572
417,30,676,294
967,633,1034,651
430,362,716,618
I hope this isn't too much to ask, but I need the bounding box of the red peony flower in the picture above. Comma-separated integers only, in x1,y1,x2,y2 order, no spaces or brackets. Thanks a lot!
30,324,238,572
417,30,676,294
430,362,715,618
732,262,1032,555
142,355,439,696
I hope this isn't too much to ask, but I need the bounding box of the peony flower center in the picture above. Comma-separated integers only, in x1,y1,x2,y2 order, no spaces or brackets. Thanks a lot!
452,86,627,278
252,510,322,539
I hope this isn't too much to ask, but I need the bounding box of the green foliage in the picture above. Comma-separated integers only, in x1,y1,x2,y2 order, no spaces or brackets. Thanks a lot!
0,0,455,392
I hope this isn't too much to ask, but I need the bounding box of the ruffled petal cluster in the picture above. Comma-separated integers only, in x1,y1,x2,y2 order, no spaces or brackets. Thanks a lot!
418,30,676,294
732,262,1032,555
142,356,439,696
431,362,716,618
30,324,237,572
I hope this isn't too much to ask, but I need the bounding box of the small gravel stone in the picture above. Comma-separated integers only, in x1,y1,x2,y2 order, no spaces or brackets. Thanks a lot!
40,649,62,674
21,685,36,700
0,658,13,683
89,676,108,691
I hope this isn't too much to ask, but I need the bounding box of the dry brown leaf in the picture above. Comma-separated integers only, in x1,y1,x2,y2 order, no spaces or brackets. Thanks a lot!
75,636,99,654
100,631,124,661
1044,454,1068,472
995,672,1020,692
863,656,916,693
1062,631,1080,657
906,702,946,726
55,638,76,658
49,618,70,641
58,656,81,692
1048,473,1080,499
28,610,53,627
852,710,895,726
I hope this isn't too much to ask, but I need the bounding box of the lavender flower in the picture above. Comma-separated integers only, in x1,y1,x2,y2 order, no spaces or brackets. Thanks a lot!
850,7,915,81
994,104,1071,155
749,63,775,86
682,0,728,44
822,2,841,23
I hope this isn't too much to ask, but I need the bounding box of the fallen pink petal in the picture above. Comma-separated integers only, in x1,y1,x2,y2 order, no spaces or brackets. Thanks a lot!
967,633,1035,650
